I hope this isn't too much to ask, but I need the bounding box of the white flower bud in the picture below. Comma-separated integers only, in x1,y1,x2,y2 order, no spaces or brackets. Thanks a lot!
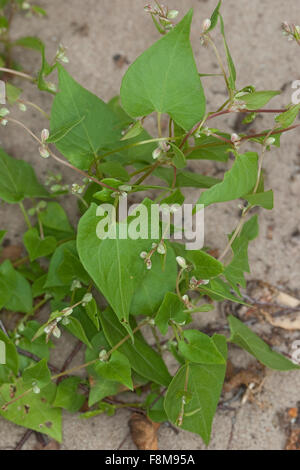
202,18,211,32
39,146,50,159
61,317,70,325
182,294,189,303
152,147,162,160
52,326,61,338
231,133,240,143
157,242,166,255
71,279,82,291
167,9,179,19
265,137,275,146
44,325,52,335
41,128,49,142
1,119,8,126
33,384,40,394
46,82,57,93
146,258,152,270
140,251,148,259
99,349,108,362
22,1,31,9
119,185,132,192
63,307,73,317
82,293,93,305
18,103,27,112
176,256,187,269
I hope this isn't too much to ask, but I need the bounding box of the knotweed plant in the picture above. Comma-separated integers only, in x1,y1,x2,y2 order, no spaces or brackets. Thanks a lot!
0,1,299,446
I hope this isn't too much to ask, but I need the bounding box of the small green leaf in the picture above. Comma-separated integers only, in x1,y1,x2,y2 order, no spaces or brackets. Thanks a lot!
197,152,258,207
23,358,51,389
94,351,133,390
53,377,85,412
244,190,274,210
275,104,300,128
24,228,56,261
38,202,74,239
207,1,222,32
63,316,92,348
155,292,185,335
121,120,144,141
84,298,100,330
240,91,280,110
178,330,225,364
228,315,300,370
0,148,48,203
219,15,236,90
101,308,171,387
164,335,227,444
170,143,186,169
121,10,206,130
186,250,224,279
5,83,22,104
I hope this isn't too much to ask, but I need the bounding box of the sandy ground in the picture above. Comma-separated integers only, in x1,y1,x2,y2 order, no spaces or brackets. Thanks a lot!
0,0,300,450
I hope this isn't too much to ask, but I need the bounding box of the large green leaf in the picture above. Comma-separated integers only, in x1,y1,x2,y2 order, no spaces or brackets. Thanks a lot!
0,148,48,203
50,65,122,169
120,10,205,131
164,334,227,444
0,381,62,442
0,260,33,314
101,309,171,387
197,152,258,207
228,315,300,370
178,330,226,364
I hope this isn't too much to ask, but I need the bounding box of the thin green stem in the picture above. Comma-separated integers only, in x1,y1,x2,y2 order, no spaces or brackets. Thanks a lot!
18,202,32,229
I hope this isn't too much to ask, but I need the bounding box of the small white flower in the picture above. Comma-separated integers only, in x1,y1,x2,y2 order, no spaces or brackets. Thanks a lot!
39,146,50,159
22,1,31,10
202,18,211,32
176,256,187,269
202,126,212,137
33,384,40,394
148,318,155,326
1,119,8,126
61,317,70,325
71,183,84,194
182,294,189,303
159,141,171,152
46,82,57,93
140,251,148,259
167,9,179,19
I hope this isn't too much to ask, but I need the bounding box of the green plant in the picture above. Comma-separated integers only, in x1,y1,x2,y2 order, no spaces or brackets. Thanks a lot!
0,1,299,446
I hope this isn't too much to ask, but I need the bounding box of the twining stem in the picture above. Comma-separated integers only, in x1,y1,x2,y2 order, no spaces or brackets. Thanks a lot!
50,318,151,381
206,34,232,99
6,117,121,192
179,107,291,149
18,99,50,119
218,212,247,262
0,67,34,81
18,202,32,229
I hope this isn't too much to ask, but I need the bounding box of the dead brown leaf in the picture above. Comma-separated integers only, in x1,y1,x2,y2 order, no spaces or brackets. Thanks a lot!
224,369,262,392
129,412,160,450
285,429,300,450
0,245,22,263
34,440,60,450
